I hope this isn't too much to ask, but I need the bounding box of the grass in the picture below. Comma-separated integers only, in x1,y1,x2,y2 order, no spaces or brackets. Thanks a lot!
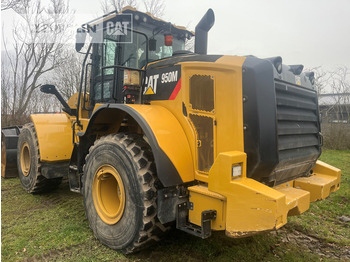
1,150,349,261
287,150,350,246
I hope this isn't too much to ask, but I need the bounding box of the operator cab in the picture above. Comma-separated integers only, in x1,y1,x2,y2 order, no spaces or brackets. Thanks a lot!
77,7,194,108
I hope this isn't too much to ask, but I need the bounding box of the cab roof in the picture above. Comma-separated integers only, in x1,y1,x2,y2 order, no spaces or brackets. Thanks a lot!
83,6,194,38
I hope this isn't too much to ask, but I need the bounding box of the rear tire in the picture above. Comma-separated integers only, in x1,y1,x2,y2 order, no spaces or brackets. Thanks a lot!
83,133,168,253
17,123,62,193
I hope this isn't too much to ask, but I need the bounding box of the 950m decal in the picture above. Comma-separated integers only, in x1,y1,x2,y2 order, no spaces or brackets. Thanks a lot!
143,65,181,101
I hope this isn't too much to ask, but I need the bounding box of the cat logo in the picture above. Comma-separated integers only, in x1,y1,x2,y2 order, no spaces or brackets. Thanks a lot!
93,14,133,43
143,66,181,101
106,21,130,36
143,74,160,95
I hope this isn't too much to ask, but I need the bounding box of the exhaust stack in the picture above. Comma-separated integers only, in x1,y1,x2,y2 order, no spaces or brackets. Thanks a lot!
194,9,215,55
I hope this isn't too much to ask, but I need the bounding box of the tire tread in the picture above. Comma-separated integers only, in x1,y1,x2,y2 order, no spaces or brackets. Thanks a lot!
19,123,61,193
83,133,169,253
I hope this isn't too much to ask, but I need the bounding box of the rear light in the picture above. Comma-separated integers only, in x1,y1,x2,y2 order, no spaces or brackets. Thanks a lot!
164,34,173,46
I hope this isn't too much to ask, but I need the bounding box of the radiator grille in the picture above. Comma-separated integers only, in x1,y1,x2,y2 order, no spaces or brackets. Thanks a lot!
275,80,321,169
242,56,322,186
189,75,214,112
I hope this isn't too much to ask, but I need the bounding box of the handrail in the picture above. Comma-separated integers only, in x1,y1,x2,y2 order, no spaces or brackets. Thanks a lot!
76,43,93,128
76,28,150,126
83,63,92,111
100,27,149,103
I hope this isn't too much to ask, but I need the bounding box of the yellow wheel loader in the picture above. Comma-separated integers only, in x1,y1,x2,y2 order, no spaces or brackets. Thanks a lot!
9,7,341,253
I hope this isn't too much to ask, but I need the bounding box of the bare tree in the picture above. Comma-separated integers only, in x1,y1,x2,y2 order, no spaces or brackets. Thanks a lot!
143,0,165,17
100,0,137,14
52,49,84,100
307,66,329,96
1,58,11,125
1,0,21,11
185,38,194,52
100,0,165,18
329,66,350,122
1,0,73,126
315,66,350,149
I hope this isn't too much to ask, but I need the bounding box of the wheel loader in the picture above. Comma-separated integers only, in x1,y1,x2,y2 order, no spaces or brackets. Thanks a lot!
3,7,341,253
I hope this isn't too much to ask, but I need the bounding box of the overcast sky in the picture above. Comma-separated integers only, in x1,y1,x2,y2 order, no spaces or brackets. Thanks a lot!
2,0,350,70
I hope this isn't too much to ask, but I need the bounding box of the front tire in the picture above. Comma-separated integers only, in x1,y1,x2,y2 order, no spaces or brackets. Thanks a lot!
83,133,167,253
17,123,62,193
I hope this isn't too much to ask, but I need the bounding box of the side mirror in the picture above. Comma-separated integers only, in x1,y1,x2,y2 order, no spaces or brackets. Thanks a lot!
40,84,73,115
149,38,157,52
75,28,87,52
40,84,56,94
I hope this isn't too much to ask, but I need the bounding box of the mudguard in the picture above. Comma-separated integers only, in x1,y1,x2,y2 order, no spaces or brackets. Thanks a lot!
82,104,194,187
31,114,73,162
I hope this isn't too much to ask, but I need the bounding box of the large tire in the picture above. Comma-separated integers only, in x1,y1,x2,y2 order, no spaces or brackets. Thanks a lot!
17,123,62,193
83,133,168,253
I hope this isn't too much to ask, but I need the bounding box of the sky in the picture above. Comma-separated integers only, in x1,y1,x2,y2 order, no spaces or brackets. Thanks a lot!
2,0,350,70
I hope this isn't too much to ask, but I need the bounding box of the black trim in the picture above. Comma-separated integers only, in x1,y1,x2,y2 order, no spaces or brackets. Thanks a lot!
242,56,278,180
242,56,321,185
182,102,187,117
143,65,181,101
79,104,183,187
2,126,22,174
41,161,69,179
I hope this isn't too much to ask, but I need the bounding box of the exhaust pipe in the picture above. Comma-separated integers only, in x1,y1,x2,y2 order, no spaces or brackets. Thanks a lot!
194,9,215,55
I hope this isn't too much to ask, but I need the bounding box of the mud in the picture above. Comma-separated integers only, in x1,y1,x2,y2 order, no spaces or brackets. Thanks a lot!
272,228,350,260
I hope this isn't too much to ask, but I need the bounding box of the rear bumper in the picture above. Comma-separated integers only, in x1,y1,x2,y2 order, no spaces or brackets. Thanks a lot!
188,152,341,237
294,160,341,202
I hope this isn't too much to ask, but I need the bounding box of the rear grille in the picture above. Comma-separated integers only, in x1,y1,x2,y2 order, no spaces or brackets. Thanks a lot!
242,56,322,186
275,80,321,180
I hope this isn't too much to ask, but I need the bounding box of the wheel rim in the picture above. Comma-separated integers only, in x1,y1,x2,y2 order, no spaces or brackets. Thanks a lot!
92,165,126,225
20,142,31,177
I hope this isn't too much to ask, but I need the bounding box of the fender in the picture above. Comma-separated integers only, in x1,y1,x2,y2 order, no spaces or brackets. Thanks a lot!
31,113,73,162
81,104,194,187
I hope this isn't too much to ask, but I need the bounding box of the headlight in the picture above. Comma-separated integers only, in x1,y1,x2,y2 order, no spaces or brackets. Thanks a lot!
123,70,141,86
232,164,242,180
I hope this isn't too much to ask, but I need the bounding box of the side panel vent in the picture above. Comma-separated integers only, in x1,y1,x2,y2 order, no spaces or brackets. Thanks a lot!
189,114,214,172
190,75,214,112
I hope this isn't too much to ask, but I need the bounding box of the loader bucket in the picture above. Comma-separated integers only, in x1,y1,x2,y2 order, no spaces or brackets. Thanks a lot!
1,126,21,178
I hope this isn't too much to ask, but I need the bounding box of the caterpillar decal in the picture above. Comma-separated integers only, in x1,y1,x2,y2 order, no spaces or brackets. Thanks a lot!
143,65,181,101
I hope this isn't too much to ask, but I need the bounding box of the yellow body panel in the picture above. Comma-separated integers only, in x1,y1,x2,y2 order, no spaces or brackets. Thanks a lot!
207,151,287,236
151,56,246,183
294,160,341,202
31,114,74,162
188,185,225,230
274,185,310,216
184,151,341,237
126,104,194,183
67,92,90,119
